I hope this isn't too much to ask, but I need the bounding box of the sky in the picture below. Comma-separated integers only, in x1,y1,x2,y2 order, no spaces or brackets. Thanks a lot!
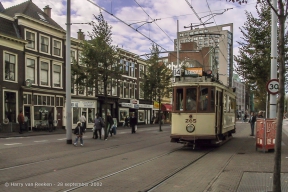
2,0,259,58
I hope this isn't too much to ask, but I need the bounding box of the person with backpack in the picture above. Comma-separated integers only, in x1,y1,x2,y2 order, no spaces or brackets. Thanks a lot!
73,121,85,146
93,113,104,139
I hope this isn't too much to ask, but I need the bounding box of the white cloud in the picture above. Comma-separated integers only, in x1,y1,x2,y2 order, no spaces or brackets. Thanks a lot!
2,0,259,58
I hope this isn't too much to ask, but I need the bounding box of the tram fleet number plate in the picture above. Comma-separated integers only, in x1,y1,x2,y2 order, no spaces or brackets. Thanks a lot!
185,119,196,123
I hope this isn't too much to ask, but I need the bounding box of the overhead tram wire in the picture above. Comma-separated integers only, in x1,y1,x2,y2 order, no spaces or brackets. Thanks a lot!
86,0,179,60
184,0,229,63
133,0,174,43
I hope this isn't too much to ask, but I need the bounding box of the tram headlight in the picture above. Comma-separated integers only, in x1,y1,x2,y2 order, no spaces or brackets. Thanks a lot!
186,124,195,133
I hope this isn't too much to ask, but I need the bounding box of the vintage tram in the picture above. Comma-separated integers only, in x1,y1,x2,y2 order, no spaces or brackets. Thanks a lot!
170,69,236,146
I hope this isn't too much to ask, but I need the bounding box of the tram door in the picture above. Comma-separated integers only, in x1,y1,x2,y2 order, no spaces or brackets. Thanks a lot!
215,90,223,135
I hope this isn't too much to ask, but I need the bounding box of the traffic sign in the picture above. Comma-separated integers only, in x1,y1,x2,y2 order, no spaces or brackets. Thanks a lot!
173,68,181,77
266,79,279,95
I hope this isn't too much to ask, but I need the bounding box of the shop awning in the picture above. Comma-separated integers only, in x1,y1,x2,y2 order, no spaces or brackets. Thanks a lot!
161,104,172,111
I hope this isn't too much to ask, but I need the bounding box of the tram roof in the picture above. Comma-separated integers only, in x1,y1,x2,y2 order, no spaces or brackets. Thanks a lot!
172,78,235,93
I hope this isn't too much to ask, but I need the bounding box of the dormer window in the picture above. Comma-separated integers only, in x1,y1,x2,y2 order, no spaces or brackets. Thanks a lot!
38,13,48,22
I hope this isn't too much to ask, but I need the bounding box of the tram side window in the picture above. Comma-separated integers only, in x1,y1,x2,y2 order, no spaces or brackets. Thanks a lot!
229,97,235,113
198,87,208,111
186,88,197,111
210,88,215,112
223,95,227,113
175,89,183,111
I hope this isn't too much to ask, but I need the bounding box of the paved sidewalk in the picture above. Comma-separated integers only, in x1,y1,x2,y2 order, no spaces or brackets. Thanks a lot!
0,123,169,138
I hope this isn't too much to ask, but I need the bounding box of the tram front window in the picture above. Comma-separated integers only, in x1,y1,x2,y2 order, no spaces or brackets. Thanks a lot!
199,87,208,111
186,88,197,111
175,89,183,111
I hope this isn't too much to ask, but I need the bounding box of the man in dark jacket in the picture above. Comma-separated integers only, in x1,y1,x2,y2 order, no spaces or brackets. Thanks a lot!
249,112,257,136
18,110,24,134
73,122,85,146
130,113,137,134
107,113,114,137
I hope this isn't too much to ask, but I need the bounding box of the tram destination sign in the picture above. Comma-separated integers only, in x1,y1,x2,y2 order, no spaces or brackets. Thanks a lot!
266,79,279,95
184,67,203,77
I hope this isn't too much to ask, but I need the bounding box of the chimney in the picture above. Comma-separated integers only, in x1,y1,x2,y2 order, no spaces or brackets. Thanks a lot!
43,5,51,18
77,29,85,40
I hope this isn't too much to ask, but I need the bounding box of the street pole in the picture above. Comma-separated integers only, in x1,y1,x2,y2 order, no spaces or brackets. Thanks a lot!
270,0,277,118
66,0,72,144
177,20,179,68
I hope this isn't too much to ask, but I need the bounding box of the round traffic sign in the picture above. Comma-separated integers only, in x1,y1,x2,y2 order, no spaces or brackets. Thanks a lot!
266,79,279,95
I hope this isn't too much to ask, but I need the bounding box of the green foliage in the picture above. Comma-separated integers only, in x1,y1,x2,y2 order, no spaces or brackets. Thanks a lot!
71,13,122,139
234,2,271,103
71,13,122,95
142,44,173,102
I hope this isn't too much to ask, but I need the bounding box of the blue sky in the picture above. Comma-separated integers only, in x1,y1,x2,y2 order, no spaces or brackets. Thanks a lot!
2,0,258,57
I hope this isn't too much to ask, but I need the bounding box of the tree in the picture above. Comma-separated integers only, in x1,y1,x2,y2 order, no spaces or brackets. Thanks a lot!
234,2,271,111
72,13,122,140
142,44,173,131
227,0,288,191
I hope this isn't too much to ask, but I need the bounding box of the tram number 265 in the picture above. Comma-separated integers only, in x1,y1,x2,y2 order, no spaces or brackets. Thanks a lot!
185,119,196,123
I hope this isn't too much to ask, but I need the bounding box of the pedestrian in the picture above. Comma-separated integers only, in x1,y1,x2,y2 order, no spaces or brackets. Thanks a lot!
48,111,53,132
284,111,288,119
241,112,244,123
258,111,264,118
124,116,129,127
130,113,137,134
244,112,248,122
80,113,86,131
248,112,256,136
107,113,114,137
73,121,85,146
93,113,104,139
18,110,24,134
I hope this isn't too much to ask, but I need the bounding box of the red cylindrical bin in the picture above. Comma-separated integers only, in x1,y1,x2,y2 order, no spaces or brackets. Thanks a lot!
256,118,276,152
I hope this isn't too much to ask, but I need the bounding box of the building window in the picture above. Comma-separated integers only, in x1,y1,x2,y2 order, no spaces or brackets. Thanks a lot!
124,82,129,98
139,82,144,99
4,52,16,81
119,81,123,98
53,64,61,87
40,61,49,86
53,39,61,57
130,83,135,99
4,91,17,123
129,62,135,77
40,35,50,53
25,30,36,49
124,61,129,76
71,50,76,64
139,65,144,78
112,80,117,96
87,86,94,96
26,58,36,84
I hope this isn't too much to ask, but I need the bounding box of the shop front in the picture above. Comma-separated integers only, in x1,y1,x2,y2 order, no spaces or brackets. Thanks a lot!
71,99,96,129
161,103,172,123
119,99,153,125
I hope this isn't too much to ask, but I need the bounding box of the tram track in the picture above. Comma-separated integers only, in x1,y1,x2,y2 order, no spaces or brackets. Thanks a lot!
61,147,185,192
0,135,170,185
143,148,215,192
0,132,168,170
59,147,215,192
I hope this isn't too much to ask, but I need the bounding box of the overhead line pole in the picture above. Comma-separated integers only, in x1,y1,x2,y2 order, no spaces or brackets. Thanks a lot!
66,0,72,144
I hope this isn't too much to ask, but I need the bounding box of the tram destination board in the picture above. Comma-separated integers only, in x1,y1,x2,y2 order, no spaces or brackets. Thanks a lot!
266,79,279,95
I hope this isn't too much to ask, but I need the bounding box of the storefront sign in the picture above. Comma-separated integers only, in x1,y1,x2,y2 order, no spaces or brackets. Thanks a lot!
71,100,96,108
121,103,134,108
130,99,139,104
138,104,153,108
153,101,160,109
